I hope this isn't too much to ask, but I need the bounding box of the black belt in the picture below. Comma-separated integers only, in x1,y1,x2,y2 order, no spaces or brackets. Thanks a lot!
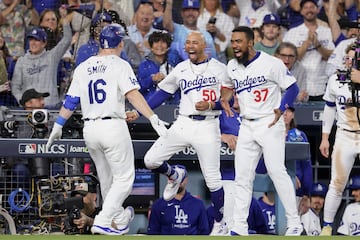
187,115,218,121
244,118,259,121
84,117,112,121
341,128,360,134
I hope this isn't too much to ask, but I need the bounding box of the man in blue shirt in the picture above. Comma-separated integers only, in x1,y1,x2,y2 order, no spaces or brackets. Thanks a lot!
162,0,217,61
147,165,210,235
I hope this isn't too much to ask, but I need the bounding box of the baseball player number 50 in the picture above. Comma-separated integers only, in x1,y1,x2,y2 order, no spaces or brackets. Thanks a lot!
203,89,217,101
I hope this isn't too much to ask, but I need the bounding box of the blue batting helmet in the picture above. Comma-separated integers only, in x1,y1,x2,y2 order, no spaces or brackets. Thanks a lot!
311,182,328,198
99,23,126,49
348,175,360,190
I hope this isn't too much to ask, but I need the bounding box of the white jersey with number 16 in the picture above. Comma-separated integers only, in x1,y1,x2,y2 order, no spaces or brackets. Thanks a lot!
68,55,140,119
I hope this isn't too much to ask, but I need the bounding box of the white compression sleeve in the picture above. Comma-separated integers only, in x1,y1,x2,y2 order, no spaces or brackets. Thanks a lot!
322,104,336,134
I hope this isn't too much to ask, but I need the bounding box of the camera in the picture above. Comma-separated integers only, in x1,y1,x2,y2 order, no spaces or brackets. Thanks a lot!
62,198,83,235
32,109,49,124
28,109,49,138
63,207,81,234
208,16,217,24
62,114,84,139
0,120,18,138
336,69,352,84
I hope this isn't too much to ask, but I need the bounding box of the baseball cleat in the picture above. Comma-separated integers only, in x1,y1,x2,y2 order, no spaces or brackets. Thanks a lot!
91,224,128,235
210,220,229,236
115,206,135,231
285,224,305,236
319,225,332,236
163,166,186,201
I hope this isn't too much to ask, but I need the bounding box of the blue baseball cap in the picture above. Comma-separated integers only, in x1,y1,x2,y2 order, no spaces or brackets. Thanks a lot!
300,0,318,8
348,175,360,190
311,182,328,198
263,14,280,25
91,12,113,26
27,27,47,42
182,0,200,9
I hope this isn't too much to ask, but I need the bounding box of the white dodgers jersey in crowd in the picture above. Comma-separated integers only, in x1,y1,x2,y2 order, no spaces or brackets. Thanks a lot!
68,55,139,120
223,52,296,119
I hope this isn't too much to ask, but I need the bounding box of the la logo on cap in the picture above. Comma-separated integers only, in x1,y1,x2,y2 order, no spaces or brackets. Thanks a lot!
187,0,195,7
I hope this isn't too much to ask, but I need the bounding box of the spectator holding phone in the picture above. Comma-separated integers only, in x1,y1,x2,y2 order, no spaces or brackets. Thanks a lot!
197,0,234,63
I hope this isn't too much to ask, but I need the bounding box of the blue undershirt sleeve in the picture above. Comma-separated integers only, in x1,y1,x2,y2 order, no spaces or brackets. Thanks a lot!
279,83,299,112
147,89,172,109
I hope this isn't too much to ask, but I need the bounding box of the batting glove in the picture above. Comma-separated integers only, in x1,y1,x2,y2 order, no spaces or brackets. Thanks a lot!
46,123,63,150
149,114,169,137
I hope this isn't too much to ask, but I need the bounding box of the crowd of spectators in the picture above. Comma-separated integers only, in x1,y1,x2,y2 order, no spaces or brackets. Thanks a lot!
0,0,358,108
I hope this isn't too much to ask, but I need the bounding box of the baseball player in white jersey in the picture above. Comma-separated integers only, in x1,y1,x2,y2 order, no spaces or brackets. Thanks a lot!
221,26,303,236
319,43,360,236
142,31,228,235
46,24,168,235
337,175,360,236
301,182,328,236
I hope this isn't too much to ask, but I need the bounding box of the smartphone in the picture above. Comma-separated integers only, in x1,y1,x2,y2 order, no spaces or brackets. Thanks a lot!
208,16,217,24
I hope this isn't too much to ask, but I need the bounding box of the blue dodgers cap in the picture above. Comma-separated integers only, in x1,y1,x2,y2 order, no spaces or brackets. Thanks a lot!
300,0,318,8
348,175,360,190
27,27,47,42
91,12,113,26
311,182,328,197
263,14,280,25
182,0,200,9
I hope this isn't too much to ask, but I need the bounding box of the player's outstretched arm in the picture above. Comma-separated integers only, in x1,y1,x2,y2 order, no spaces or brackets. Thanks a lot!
126,89,169,137
46,106,74,150
47,95,79,150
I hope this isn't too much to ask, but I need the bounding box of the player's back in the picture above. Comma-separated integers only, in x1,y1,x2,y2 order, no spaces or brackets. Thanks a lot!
69,55,139,120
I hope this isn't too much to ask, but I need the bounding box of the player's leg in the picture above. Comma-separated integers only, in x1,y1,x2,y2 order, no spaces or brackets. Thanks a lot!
83,123,112,204
192,119,226,234
86,120,135,234
231,121,262,236
322,130,357,233
222,180,235,229
144,117,189,200
259,117,302,234
192,119,223,218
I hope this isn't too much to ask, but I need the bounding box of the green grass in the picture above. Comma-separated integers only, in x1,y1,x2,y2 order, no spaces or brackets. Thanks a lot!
0,235,358,239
